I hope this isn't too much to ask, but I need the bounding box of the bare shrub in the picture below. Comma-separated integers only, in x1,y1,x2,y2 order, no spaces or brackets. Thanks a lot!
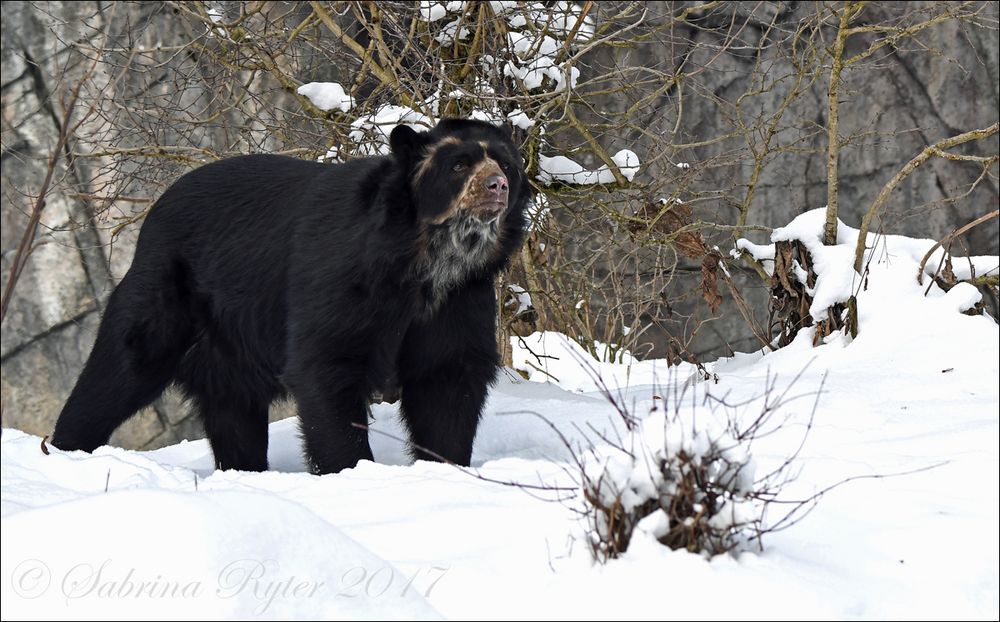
577,366,821,561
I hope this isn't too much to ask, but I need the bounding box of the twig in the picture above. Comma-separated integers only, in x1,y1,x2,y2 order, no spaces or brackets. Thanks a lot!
916,209,999,286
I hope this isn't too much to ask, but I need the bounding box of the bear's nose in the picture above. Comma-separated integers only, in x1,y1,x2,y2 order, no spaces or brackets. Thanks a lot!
485,175,508,196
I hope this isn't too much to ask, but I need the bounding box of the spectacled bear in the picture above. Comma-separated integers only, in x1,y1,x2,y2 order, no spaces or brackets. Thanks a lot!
51,118,529,474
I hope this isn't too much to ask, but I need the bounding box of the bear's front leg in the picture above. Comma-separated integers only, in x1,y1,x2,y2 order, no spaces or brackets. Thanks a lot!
289,360,375,475
398,358,496,466
398,281,500,466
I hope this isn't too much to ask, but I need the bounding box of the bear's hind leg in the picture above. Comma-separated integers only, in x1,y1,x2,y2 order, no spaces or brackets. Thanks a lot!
52,273,189,452
196,395,270,472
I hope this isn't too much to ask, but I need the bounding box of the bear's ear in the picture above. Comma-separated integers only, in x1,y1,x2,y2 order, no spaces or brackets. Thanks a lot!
499,121,515,140
389,125,429,161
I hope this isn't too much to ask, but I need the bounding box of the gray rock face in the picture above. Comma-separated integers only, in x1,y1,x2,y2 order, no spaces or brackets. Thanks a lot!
1,1,997,448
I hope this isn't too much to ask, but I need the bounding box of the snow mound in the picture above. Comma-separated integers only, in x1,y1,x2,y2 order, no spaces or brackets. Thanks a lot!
511,330,699,393
733,208,998,365
1,482,440,620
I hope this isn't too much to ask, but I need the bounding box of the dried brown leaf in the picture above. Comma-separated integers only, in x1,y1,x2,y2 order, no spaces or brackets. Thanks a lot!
701,252,723,314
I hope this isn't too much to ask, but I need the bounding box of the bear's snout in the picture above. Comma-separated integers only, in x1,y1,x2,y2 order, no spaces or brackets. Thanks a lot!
482,175,509,213
485,174,508,195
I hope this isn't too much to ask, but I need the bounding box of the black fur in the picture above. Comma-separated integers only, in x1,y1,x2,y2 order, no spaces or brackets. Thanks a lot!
51,119,528,474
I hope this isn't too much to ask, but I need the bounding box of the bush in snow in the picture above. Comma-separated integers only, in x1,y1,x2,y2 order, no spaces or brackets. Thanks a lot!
577,369,818,562
583,410,759,560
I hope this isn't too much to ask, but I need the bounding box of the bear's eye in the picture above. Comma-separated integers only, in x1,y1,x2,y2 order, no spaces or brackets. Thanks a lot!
452,162,467,173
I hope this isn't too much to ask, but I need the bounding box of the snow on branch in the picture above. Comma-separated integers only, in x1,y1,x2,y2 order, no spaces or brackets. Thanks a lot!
537,150,640,186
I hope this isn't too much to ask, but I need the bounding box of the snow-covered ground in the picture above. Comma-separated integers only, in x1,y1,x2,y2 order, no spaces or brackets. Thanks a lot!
3,212,998,620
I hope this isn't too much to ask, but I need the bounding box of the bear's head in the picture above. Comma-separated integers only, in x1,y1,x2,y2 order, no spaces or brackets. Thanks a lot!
389,118,529,302
389,119,528,228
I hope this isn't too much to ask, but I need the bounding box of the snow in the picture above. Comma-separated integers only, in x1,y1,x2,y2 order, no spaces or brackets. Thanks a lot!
585,407,760,555
2,487,440,619
503,58,549,91
538,1,596,42
419,1,449,22
505,284,532,315
504,55,580,92
506,108,534,130
348,105,435,156
3,215,998,619
537,149,641,186
296,82,354,113
736,207,999,323
317,145,340,163
205,7,227,38
434,19,472,45
526,192,549,227
468,107,503,124
488,1,518,15
511,330,688,392
506,13,528,29
500,5,588,94
612,149,641,180
508,31,560,58
418,1,472,23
